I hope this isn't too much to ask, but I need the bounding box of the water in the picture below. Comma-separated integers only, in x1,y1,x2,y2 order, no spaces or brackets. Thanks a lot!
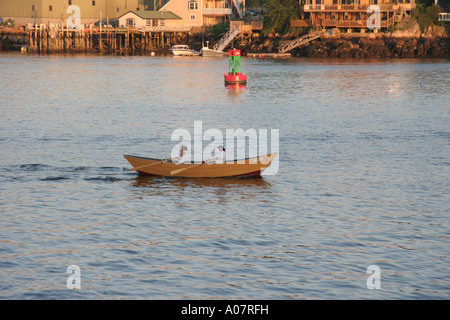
0,52,449,300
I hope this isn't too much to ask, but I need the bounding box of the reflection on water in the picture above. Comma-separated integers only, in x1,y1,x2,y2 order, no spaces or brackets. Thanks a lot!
128,175,271,205
225,84,247,96
130,175,270,188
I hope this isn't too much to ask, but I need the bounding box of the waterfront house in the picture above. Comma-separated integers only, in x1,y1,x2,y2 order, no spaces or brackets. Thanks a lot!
437,0,450,23
157,0,245,27
294,0,416,32
117,10,182,29
0,0,246,28
202,0,245,25
0,0,146,26
157,0,203,26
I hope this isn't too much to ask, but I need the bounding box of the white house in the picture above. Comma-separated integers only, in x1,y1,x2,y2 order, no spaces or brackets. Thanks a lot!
118,10,182,29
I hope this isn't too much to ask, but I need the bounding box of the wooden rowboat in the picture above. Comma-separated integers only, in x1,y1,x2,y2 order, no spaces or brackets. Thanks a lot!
123,153,277,178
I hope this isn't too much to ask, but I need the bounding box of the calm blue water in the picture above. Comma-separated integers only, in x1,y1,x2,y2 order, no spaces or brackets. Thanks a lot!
0,52,449,299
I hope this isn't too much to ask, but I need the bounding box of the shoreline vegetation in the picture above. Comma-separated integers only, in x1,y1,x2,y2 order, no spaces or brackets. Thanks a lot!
1,1,449,58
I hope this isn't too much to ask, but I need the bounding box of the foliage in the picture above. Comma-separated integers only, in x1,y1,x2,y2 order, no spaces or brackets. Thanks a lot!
246,0,269,8
411,3,443,32
264,0,300,34
211,22,229,37
1,19,15,28
415,0,435,7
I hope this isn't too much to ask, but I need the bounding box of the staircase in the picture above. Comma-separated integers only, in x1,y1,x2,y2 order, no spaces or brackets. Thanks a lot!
227,0,243,19
277,31,323,54
394,6,405,23
213,27,240,51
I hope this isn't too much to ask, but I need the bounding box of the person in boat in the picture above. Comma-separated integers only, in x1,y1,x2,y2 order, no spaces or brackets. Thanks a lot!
204,146,226,164
171,145,187,164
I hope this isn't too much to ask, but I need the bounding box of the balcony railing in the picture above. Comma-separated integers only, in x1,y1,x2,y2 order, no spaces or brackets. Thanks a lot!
139,26,192,32
303,4,395,11
315,18,393,28
439,12,450,21
203,8,232,16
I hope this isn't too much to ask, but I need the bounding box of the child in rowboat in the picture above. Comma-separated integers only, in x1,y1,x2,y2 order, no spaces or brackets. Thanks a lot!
170,146,187,164
204,146,226,164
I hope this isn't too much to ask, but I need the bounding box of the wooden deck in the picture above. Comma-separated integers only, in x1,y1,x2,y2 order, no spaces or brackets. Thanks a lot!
277,31,323,54
247,52,291,58
24,24,193,54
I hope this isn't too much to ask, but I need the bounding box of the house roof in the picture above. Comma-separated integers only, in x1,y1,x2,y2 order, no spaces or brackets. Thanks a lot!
119,10,181,20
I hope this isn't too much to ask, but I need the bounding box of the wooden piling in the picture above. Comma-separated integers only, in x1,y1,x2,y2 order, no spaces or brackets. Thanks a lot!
24,25,192,55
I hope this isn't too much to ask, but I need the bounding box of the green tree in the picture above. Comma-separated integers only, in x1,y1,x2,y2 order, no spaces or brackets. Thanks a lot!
411,3,443,31
246,0,269,7
264,0,300,34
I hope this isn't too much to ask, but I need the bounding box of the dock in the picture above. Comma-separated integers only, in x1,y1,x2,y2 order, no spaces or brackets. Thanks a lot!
277,31,323,54
247,53,291,58
25,23,192,54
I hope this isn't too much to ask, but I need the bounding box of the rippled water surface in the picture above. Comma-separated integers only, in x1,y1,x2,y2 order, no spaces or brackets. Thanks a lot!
0,52,449,299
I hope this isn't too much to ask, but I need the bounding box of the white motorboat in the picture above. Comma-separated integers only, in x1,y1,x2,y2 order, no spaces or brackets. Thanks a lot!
169,45,199,56
200,41,225,57
200,47,225,57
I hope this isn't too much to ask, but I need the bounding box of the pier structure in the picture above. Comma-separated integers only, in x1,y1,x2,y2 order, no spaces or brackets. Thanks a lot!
25,23,192,54
277,31,324,53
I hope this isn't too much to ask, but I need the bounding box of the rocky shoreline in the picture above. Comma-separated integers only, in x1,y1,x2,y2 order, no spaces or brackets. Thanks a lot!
2,24,449,58
234,22,450,58
267,36,450,58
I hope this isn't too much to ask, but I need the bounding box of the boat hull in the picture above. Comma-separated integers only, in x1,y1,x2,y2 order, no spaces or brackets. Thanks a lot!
169,45,199,56
171,51,199,56
200,48,225,57
124,154,277,178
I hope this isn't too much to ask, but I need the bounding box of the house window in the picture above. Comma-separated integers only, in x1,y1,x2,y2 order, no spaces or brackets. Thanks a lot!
188,1,198,10
49,5,53,11
127,18,135,27
31,5,35,11
160,19,165,26
68,0,72,5
92,1,96,6
116,7,120,13
191,15,196,20
146,19,152,26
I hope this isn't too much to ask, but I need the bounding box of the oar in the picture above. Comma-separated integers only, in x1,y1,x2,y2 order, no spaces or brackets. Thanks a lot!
130,162,162,171
170,163,203,176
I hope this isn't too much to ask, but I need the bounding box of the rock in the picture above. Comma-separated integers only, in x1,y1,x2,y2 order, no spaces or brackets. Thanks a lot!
422,25,447,38
228,29,450,58
391,20,421,38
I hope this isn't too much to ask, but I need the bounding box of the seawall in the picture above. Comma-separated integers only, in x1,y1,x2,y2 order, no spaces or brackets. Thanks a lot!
2,25,449,58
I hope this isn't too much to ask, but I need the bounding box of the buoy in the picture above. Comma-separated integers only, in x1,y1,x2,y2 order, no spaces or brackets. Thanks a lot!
224,49,247,85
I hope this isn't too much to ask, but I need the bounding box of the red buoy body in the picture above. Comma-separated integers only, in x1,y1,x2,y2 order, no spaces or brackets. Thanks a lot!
224,72,247,85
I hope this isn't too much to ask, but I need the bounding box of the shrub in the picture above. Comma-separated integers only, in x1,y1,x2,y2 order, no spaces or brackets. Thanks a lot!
411,3,443,32
264,0,300,34
211,22,229,37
